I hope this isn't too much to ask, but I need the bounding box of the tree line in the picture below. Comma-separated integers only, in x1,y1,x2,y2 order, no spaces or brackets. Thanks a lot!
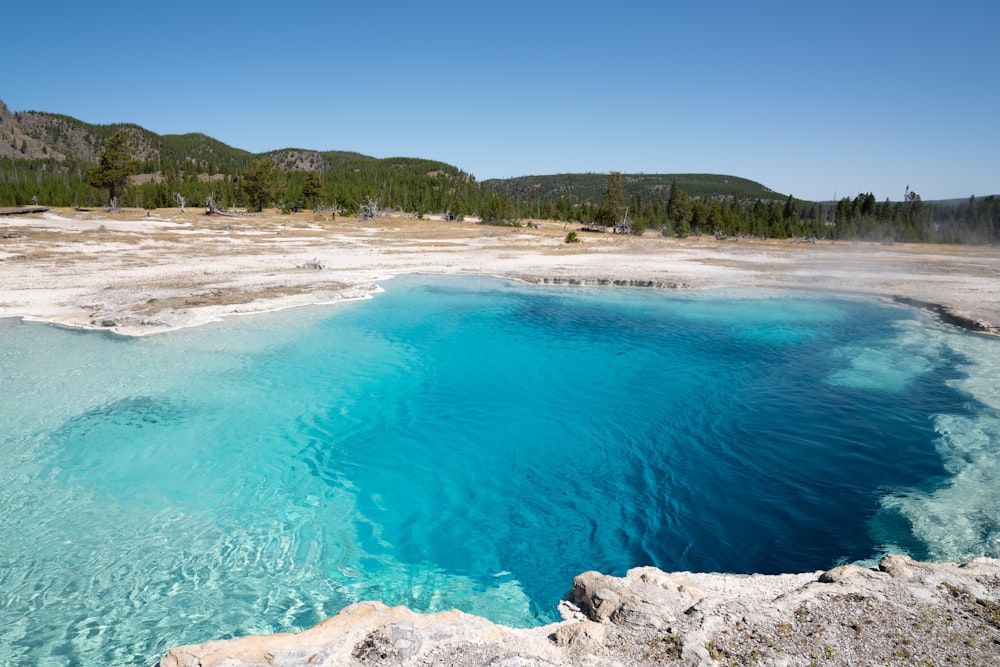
1,134,997,245
0,134,483,217
564,173,999,244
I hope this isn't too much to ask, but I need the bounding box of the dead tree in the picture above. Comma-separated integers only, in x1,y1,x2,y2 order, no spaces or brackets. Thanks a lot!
174,193,187,212
614,206,631,234
205,193,218,215
298,257,326,270
357,196,380,222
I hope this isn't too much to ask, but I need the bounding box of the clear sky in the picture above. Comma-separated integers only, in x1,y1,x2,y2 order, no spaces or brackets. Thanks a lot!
4,0,998,201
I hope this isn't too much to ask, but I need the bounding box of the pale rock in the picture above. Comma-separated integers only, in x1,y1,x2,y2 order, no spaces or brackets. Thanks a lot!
155,555,1000,667
678,630,713,667
551,620,604,647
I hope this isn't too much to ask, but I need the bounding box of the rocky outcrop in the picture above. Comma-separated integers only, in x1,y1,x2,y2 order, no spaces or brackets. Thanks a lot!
0,99,66,161
155,555,1000,667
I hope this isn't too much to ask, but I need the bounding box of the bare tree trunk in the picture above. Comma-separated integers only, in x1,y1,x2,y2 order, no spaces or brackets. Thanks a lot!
358,196,380,222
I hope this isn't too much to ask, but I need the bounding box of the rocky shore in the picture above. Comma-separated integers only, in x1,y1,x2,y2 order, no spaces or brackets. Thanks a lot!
155,555,1000,666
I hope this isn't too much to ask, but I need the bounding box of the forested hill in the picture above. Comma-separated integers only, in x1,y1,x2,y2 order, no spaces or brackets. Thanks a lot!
0,99,478,213
484,173,786,204
1,102,252,168
2,99,997,243
2,98,783,204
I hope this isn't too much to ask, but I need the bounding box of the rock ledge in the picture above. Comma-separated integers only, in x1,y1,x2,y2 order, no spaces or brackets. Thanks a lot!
156,555,1000,667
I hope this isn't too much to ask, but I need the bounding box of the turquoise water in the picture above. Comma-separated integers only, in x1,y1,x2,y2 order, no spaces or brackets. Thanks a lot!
1,275,999,666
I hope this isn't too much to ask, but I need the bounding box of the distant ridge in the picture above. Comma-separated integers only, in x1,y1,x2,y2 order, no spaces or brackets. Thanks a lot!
1,100,251,168
1,99,794,201
0,99,472,181
926,196,1000,205
484,172,786,203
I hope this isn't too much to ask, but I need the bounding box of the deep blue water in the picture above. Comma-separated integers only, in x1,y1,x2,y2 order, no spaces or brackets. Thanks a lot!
1,274,998,666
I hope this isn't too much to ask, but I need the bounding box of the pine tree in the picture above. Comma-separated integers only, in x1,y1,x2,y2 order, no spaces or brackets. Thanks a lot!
301,170,324,207
667,179,693,237
86,130,137,209
707,200,723,233
597,172,626,226
240,159,285,212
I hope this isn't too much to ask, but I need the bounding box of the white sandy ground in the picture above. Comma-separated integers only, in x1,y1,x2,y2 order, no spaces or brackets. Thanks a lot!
1,207,999,336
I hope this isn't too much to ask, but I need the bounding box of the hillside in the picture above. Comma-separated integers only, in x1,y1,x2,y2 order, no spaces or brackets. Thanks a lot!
1,100,67,160
2,98,776,202
484,172,787,203
1,99,469,181
0,98,478,213
3,107,252,170
259,148,473,182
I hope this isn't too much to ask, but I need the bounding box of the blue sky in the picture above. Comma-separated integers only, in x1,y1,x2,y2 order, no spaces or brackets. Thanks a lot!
5,0,997,201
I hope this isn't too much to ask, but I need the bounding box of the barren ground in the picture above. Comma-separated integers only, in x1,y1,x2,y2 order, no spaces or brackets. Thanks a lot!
2,207,998,336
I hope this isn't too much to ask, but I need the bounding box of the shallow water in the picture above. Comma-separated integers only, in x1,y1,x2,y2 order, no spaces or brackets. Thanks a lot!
1,275,998,665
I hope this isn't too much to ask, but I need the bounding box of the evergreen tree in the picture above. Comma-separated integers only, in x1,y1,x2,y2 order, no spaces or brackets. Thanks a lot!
596,171,626,225
301,170,324,207
667,179,693,236
479,192,519,226
447,196,466,220
860,192,877,217
783,194,799,220
86,130,136,208
240,159,285,211
691,198,709,233
706,200,723,233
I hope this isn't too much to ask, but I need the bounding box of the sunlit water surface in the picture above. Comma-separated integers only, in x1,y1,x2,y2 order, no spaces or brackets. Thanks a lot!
2,275,998,666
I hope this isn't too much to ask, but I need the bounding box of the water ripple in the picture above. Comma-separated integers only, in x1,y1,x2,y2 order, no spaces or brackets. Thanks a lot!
0,278,995,666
